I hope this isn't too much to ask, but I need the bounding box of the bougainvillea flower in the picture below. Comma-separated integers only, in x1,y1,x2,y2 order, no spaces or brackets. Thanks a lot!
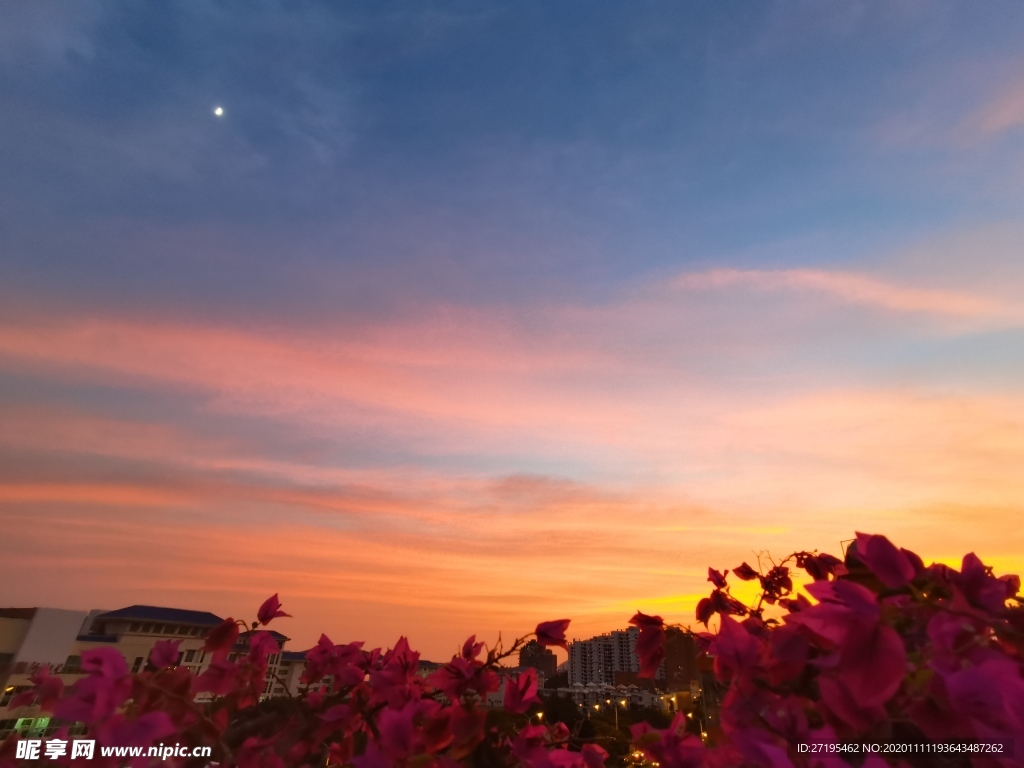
369,637,423,708
957,552,1014,613
461,635,485,660
427,657,480,701
695,597,715,626
941,657,1024,738
535,619,571,650
732,562,758,581
257,593,292,626
710,615,761,683
580,744,610,768
203,617,241,659
448,705,487,759
242,631,281,673
54,672,132,725
817,677,887,731
9,667,63,710
377,702,417,759
633,714,705,768
854,532,917,588
708,567,728,588
302,634,365,686
835,622,906,706
710,588,748,617
629,611,666,678
81,647,129,679
503,668,541,714
148,639,181,669
509,723,550,767
194,659,241,695
800,553,846,582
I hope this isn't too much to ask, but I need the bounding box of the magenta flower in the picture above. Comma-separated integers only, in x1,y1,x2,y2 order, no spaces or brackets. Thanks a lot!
54,659,132,725
503,668,541,714
956,552,1014,612
203,617,241,659
448,704,487,758
81,647,129,679
535,619,571,650
632,714,705,768
10,667,64,711
303,634,365,686
834,621,906,707
195,659,241,695
369,637,423,708
148,639,181,669
854,532,917,588
377,703,417,760
257,593,292,626
461,635,485,660
710,615,761,682
629,611,666,678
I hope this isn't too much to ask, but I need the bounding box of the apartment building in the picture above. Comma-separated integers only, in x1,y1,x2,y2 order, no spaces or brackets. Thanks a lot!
567,626,668,686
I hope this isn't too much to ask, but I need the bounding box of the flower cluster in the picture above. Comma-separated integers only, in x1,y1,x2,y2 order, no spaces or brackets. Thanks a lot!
2,535,1020,767
656,532,1023,768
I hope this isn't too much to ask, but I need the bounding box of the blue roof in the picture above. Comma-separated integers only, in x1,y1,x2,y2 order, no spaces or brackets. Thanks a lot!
97,605,224,626
281,650,306,662
76,634,119,643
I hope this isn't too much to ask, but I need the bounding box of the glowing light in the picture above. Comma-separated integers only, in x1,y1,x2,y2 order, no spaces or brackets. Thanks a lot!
213,106,224,117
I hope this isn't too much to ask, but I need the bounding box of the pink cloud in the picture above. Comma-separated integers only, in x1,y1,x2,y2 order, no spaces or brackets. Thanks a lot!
670,268,1020,319
2,255,1024,656
960,80,1024,139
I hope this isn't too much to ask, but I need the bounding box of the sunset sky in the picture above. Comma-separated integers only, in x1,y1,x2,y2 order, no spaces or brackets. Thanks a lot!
2,1,1024,660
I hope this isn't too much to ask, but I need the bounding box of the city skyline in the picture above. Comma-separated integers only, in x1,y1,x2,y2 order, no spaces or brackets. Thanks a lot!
2,1,1024,660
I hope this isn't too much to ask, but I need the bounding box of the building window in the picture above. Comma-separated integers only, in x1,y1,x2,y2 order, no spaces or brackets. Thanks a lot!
177,626,189,636
131,657,144,674
1,687,29,707
190,627,201,636
152,624,164,634
184,650,196,663
141,623,152,633
63,656,81,673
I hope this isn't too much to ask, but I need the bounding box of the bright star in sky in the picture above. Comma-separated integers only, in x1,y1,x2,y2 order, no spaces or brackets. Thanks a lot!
213,106,224,117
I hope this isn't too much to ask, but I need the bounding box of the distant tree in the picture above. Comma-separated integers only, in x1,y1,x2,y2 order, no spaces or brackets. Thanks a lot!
544,670,568,689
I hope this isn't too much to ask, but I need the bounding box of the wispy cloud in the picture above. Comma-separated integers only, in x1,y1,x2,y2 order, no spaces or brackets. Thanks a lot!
3,251,1024,653
670,268,1021,320
958,78,1024,141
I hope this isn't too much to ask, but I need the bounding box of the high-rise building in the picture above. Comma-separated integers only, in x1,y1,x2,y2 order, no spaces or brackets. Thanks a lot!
517,639,556,681
663,627,699,691
567,626,667,686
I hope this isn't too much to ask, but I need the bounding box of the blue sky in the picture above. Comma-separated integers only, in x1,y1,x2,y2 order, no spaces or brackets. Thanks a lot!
2,1,1024,654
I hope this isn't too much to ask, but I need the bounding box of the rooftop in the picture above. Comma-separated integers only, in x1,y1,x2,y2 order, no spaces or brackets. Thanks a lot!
95,605,224,626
